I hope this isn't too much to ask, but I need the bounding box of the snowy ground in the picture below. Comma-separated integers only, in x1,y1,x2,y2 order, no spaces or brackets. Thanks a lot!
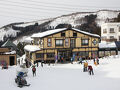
0,55,120,90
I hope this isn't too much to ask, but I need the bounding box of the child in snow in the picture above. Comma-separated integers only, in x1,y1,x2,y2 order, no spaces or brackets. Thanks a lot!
83,61,88,72
88,65,94,75
32,65,36,77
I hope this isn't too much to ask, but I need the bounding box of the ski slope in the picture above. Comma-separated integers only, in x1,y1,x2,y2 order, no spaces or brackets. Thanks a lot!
0,55,120,90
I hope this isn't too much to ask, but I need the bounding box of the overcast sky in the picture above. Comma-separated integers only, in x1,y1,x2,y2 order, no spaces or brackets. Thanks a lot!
0,0,120,27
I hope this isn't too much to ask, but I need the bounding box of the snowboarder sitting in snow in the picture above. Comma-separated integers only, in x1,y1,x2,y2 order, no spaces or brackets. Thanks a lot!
88,65,94,75
32,65,36,77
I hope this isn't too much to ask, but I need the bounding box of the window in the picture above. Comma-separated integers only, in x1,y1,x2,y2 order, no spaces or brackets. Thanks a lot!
65,38,69,46
81,39,89,45
47,53,54,58
110,28,114,33
73,32,77,37
47,38,52,47
70,39,75,48
103,29,107,33
56,40,63,46
110,36,114,39
119,27,120,32
36,53,44,58
61,32,65,37
34,39,39,45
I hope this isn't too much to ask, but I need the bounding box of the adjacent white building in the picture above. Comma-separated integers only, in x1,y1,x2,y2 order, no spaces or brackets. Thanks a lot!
101,23,120,42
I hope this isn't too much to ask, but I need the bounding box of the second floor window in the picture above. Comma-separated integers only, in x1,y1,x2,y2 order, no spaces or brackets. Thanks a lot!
56,40,63,46
81,39,89,45
103,29,107,33
70,39,75,48
119,27,120,32
110,28,114,33
65,38,69,46
47,38,52,47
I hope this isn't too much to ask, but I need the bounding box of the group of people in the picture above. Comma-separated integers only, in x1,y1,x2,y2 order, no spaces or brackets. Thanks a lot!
31,55,100,76
83,61,94,75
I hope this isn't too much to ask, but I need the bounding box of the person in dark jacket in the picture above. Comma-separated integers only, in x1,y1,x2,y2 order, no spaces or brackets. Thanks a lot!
32,66,36,77
88,65,94,75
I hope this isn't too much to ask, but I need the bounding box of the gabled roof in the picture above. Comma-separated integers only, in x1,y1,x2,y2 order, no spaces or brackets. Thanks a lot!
2,39,17,50
31,28,100,38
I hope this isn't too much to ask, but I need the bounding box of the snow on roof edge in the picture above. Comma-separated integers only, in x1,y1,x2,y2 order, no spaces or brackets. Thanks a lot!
31,28,100,38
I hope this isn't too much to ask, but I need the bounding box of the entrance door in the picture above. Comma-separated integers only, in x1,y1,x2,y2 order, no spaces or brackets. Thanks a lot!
58,50,72,61
9,56,15,66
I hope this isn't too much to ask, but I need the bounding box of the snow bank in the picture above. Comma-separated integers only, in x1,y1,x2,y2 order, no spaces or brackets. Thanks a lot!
0,55,120,90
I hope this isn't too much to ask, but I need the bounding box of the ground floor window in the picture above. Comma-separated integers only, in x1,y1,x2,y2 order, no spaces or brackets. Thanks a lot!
91,51,98,58
73,51,89,57
36,53,44,58
47,53,55,58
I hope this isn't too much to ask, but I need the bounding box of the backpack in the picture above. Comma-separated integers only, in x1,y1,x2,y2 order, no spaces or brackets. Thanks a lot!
32,67,36,71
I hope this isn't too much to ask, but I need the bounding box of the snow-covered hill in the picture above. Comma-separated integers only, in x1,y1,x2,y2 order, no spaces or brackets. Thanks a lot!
0,10,120,43
0,55,120,90
49,10,120,27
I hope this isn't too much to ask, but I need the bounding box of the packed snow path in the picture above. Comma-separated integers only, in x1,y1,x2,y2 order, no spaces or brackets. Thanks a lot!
0,56,120,90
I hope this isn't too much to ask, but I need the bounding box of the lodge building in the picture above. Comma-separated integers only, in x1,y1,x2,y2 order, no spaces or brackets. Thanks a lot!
0,47,17,66
24,28,100,63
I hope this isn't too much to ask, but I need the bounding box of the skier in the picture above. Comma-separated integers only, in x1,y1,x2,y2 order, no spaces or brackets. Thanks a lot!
41,60,44,67
71,57,73,64
79,56,82,64
55,55,58,65
32,65,36,77
88,65,94,75
96,57,99,65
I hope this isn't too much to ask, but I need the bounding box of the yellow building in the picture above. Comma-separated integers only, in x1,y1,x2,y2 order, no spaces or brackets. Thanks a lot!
24,28,100,63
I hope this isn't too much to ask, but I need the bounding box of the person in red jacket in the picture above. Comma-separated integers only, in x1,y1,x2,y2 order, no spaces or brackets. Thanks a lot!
88,65,94,75
32,66,36,77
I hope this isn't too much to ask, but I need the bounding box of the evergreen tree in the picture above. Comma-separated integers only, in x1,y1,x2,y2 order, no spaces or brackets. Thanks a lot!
75,14,101,36
17,42,25,56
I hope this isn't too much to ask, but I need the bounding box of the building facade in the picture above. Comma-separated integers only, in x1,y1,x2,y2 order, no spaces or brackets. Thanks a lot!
24,28,100,63
0,48,17,66
101,23,120,42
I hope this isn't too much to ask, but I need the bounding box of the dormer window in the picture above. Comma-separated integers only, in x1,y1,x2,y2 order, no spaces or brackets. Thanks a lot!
73,32,77,37
61,32,65,37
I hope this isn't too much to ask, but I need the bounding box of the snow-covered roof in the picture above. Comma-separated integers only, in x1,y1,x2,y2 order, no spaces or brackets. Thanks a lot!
73,28,100,37
4,51,16,54
31,28,100,38
24,45,41,52
24,37,33,43
99,41,116,48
